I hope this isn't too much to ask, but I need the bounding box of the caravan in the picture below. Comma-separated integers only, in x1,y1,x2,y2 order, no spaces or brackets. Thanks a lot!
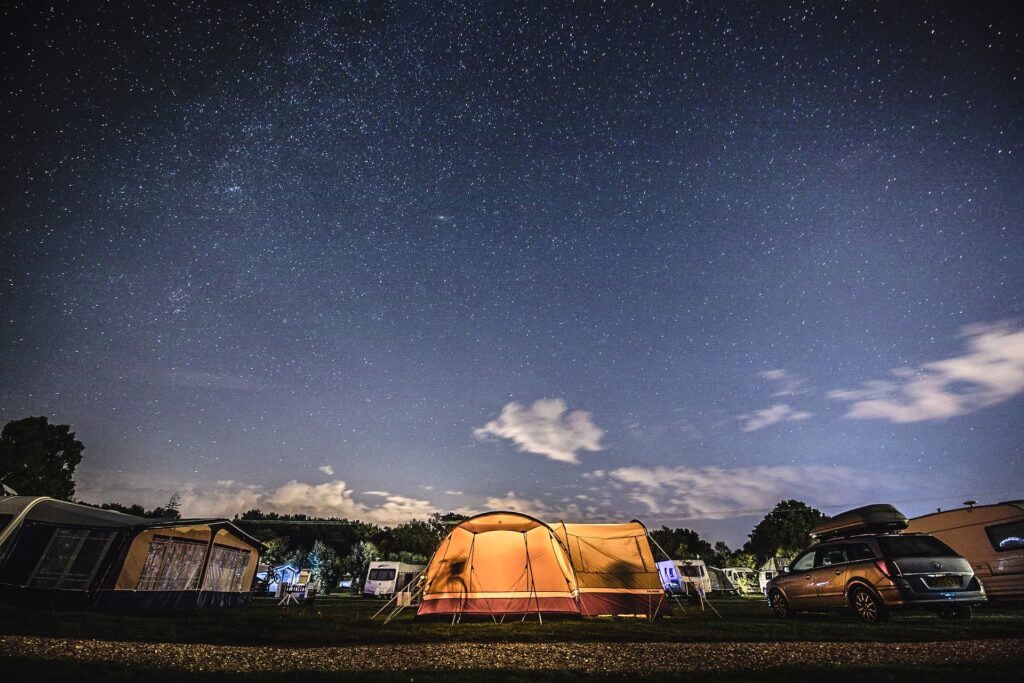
656,559,712,595
722,566,757,594
906,501,1024,601
363,560,424,598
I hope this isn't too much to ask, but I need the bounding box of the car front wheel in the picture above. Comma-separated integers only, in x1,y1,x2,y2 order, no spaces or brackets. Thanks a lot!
769,589,793,618
850,587,888,624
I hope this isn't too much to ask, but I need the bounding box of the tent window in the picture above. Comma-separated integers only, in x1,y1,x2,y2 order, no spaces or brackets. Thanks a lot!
28,528,116,590
201,545,251,592
137,536,206,591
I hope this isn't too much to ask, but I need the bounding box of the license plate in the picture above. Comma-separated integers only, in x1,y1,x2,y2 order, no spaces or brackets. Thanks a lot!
927,576,960,589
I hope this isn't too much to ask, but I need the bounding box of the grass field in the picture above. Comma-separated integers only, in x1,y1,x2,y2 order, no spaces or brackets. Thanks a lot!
2,595,1022,680
1,594,1022,646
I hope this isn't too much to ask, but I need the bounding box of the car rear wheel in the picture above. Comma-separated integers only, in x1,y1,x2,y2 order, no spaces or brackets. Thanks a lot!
938,605,972,620
769,589,792,618
850,587,888,624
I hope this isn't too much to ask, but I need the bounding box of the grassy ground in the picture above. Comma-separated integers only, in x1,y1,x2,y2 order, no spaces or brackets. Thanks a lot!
1,594,1022,646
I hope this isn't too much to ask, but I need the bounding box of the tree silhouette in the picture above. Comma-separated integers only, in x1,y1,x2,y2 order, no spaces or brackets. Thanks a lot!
744,499,827,565
0,416,84,500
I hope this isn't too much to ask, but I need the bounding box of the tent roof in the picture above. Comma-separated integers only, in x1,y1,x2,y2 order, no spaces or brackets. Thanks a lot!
0,496,145,528
555,521,650,539
456,510,550,534
0,496,263,548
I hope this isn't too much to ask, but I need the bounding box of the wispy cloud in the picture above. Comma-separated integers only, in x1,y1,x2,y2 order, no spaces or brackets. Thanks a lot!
829,320,1024,423
473,398,605,464
735,404,812,432
76,470,435,524
456,490,583,521
608,465,891,519
759,369,810,397
318,465,334,476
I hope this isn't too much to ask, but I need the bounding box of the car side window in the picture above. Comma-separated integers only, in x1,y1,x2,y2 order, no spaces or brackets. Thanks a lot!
791,551,815,572
815,545,849,567
848,543,876,561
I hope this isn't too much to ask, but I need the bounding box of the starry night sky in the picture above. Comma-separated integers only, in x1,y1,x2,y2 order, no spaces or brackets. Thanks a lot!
2,1,1022,545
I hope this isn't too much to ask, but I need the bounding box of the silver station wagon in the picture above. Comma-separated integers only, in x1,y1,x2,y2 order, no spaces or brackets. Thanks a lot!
767,505,987,624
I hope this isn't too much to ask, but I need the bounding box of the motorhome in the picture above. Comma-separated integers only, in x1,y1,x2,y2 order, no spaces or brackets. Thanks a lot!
656,559,712,595
906,501,1024,601
363,560,425,597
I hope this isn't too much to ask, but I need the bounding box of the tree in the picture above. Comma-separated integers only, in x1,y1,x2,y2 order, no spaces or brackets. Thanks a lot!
744,499,827,565
710,541,733,567
427,512,468,543
343,540,378,593
389,519,439,557
95,495,182,519
309,539,342,594
386,550,428,565
649,526,714,560
0,416,84,500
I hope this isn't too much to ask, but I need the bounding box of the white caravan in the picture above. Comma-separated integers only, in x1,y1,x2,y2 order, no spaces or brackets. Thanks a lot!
906,501,1024,601
722,566,757,594
758,557,790,594
657,559,713,595
363,561,425,597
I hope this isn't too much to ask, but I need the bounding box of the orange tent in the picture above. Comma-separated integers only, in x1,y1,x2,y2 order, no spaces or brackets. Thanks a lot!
416,512,668,619
416,511,579,618
552,521,668,617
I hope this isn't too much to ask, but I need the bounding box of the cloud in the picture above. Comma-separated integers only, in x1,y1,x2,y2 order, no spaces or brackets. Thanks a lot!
459,491,583,521
759,369,810,397
75,469,435,524
318,465,334,476
608,465,891,520
473,398,605,464
829,320,1024,423
735,404,812,432
444,490,463,496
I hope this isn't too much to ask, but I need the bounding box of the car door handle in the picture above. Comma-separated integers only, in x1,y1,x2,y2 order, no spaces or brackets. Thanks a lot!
834,570,842,575
804,575,811,580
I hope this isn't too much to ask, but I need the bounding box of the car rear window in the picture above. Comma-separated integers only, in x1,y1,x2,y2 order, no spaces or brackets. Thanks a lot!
877,535,957,558
985,520,1024,552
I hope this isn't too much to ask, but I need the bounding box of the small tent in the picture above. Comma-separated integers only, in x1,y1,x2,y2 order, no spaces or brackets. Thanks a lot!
0,496,263,609
416,512,668,620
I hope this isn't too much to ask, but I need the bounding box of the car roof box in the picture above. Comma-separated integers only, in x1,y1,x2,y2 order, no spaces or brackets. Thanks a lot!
809,504,908,541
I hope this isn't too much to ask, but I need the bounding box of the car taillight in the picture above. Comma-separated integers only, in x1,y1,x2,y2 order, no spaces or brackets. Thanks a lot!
875,559,901,578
